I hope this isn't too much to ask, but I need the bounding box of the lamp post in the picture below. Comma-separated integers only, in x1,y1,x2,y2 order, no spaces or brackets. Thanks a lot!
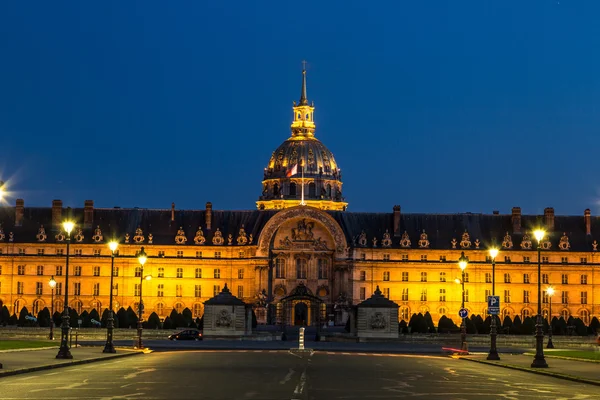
531,229,548,368
547,286,555,349
56,220,75,359
136,247,148,350
458,251,468,352
103,241,119,353
48,276,56,340
0,180,4,201
487,248,500,360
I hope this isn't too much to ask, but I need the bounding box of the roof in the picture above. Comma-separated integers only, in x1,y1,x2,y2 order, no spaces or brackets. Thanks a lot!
203,284,246,306
357,286,399,308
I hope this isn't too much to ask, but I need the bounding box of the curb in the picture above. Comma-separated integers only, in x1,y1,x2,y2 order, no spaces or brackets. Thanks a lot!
522,352,600,364
0,346,59,353
460,357,600,387
0,351,144,378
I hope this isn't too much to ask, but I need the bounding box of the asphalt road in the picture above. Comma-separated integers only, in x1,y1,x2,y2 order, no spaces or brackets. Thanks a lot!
1,350,598,399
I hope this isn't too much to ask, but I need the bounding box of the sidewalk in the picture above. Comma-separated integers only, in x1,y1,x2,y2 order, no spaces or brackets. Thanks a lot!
0,346,143,378
462,351,600,386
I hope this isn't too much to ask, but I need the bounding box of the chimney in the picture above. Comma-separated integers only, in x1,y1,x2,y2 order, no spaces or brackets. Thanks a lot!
84,200,94,229
511,207,521,233
15,199,24,227
393,205,401,237
171,202,175,222
205,202,212,230
585,208,591,235
544,207,555,231
52,200,63,228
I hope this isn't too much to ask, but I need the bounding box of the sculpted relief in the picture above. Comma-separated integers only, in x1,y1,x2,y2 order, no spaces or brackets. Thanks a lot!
275,217,335,252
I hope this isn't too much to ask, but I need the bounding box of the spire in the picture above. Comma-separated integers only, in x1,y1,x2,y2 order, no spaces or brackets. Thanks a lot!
299,61,308,106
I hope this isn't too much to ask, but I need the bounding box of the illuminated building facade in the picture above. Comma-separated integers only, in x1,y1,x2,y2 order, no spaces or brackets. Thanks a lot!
0,70,598,327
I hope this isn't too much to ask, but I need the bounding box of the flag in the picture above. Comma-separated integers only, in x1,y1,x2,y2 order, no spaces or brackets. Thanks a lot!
286,164,298,177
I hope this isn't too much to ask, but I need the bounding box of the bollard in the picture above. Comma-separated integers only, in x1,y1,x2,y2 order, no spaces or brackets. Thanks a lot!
299,327,305,350
75,330,78,348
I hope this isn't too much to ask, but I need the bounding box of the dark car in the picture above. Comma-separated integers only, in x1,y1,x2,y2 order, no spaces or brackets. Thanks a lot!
168,329,202,341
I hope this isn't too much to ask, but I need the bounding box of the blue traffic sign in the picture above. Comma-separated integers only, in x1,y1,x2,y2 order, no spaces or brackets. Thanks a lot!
487,295,500,315
458,308,469,318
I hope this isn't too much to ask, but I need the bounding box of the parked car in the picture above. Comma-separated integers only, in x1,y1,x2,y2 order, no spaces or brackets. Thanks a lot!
168,329,202,341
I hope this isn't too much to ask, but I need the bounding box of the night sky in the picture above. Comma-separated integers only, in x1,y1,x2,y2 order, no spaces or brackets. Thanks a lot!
1,1,599,215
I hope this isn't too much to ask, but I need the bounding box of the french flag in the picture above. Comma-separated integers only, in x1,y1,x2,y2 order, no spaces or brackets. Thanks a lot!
286,164,298,177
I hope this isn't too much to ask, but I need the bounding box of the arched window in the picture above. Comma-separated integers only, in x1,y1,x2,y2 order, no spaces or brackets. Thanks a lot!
399,306,410,322
502,308,511,319
193,303,203,318
54,300,63,313
439,307,446,316
175,303,184,314
289,182,297,196
296,258,307,279
580,309,590,324
275,258,286,279
308,182,316,197
561,309,569,321
73,300,83,314
326,184,332,197
156,303,164,316
32,299,43,315
318,259,329,279
521,309,531,319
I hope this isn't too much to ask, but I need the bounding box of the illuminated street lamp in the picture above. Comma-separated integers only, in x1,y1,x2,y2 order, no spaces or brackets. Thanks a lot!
531,229,548,368
0,180,5,201
458,251,468,352
487,247,500,360
547,286,555,349
103,241,119,353
136,247,148,350
48,276,57,340
56,220,75,359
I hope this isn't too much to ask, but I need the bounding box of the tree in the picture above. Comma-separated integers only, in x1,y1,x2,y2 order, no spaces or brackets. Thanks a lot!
408,313,427,334
512,316,523,335
101,309,110,328
399,320,408,334
438,316,458,333
502,315,513,333
182,308,193,327
162,316,173,330
170,309,186,328
37,307,51,328
522,316,535,335
126,307,138,328
53,311,62,327
423,312,435,333
18,307,31,327
117,308,129,329
69,308,80,328
589,317,600,335
197,316,204,331
465,316,476,334
9,313,18,325
573,318,587,336
89,309,100,327
146,312,161,329
0,305,10,326
556,317,568,335
470,315,484,334
80,310,91,328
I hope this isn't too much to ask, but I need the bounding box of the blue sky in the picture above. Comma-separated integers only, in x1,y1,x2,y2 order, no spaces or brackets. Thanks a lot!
1,1,599,215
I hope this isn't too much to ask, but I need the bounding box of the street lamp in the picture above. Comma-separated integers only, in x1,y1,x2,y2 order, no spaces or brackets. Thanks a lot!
531,229,548,368
103,241,119,353
48,276,56,340
56,220,75,359
136,247,148,350
0,180,5,201
547,286,555,349
487,247,500,360
458,251,468,352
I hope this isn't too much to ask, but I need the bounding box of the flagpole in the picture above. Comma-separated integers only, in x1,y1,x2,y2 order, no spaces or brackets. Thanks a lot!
300,163,305,206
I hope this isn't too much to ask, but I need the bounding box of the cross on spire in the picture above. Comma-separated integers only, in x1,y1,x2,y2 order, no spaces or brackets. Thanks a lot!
299,61,308,105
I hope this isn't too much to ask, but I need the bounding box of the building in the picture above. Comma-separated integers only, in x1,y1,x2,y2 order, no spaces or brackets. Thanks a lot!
0,69,598,328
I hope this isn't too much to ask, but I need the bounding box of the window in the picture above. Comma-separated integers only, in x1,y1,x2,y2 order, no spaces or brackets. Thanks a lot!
18,265,25,275
56,249,63,256
400,307,410,321
464,289,469,302
485,256,491,262
113,283,118,296
401,254,408,262
420,255,427,261
113,266,119,277
36,282,43,295
75,249,82,256
93,283,100,296
37,249,44,255
504,290,511,303
17,282,24,295
581,274,588,285
383,254,390,261
523,274,530,284
523,256,530,263
37,265,44,276
134,283,141,297
543,291,549,304
402,272,408,282
18,248,25,255
157,284,164,297
439,288,446,302
561,291,568,304
581,291,587,305
402,288,409,301
485,273,491,283
439,272,446,282
420,272,427,282
420,289,427,302
318,259,328,279
542,256,549,263
504,256,511,263
74,266,82,276
158,267,164,278
522,309,531,319
55,282,62,296
158,251,165,257
561,274,568,284
156,303,164,315
361,253,366,260
276,258,286,279
215,251,221,259
237,285,244,298
195,268,202,279
359,271,366,281
580,257,587,264
176,284,183,297
74,282,81,296
580,309,590,324
93,266,100,277
542,274,549,284
296,258,307,279
523,290,530,304
561,257,568,264
56,265,63,276
94,249,101,256
177,250,183,258
0,265,2,275
463,272,469,283
504,273,511,283
195,285,202,297
439,255,446,262
383,271,390,281
213,285,220,296
238,269,244,279
485,289,491,300
383,288,390,298
561,309,569,320
196,251,202,258
359,287,366,300
239,251,244,258
214,269,220,279
193,303,202,318
439,307,446,315
135,267,141,277
177,268,183,278
175,303,184,313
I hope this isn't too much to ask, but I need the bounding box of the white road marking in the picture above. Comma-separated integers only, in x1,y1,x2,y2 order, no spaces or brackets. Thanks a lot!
279,368,295,385
123,368,156,380
291,370,307,400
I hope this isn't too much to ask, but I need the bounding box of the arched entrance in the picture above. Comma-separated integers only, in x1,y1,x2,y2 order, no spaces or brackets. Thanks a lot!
294,302,308,326
279,283,323,327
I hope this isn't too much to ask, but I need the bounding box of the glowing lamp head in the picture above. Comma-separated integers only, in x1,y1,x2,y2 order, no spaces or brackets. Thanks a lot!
489,248,499,259
0,180,4,200
145,275,152,281
534,229,545,243
137,247,147,266
49,276,56,288
454,278,461,284
108,241,119,253
458,251,468,270
62,221,75,235
547,286,555,296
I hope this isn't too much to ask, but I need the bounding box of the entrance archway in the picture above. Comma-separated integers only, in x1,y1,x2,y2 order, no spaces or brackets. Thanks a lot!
294,302,308,326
